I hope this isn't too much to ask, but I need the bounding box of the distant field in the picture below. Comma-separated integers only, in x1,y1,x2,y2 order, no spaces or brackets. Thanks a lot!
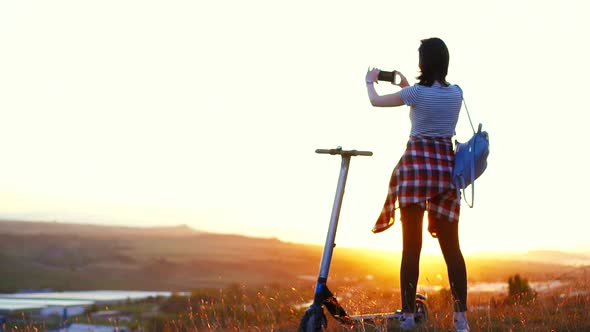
0,220,587,293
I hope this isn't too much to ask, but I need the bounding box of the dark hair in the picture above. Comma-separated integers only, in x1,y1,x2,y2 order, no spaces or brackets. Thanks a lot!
417,38,450,87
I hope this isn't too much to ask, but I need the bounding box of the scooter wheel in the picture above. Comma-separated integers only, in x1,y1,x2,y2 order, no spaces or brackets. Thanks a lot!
300,305,327,332
415,297,428,323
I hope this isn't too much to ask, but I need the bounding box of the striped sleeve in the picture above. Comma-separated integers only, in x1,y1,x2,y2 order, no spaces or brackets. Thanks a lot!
400,84,421,106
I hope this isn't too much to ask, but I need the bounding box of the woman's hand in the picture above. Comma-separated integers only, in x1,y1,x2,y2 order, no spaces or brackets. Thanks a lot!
366,68,380,83
394,71,410,88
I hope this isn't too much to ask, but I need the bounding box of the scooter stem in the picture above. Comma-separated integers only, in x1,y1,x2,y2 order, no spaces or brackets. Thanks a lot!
318,155,350,279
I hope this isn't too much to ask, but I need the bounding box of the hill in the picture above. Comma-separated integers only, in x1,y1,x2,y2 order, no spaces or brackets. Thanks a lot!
0,219,199,237
0,220,584,293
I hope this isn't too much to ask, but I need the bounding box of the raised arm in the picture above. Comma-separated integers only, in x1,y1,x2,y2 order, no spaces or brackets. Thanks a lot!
365,69,410,107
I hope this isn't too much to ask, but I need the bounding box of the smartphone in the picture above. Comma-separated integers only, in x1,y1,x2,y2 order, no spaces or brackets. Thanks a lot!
377,70,401,85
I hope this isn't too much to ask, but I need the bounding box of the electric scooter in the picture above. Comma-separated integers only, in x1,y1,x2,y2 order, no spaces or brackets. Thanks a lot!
299,147,428,331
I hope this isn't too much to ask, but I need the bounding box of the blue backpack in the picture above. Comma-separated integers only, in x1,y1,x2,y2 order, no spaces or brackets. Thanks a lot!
453,95,490,207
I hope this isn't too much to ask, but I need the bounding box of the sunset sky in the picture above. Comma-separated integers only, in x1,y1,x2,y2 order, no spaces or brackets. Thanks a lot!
1,0,589,255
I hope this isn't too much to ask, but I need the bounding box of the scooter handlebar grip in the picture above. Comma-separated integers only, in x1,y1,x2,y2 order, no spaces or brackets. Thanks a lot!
315,149,337,155
351,150,373,156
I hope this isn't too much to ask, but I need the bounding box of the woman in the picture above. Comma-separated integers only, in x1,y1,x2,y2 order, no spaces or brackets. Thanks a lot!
365,38,469,332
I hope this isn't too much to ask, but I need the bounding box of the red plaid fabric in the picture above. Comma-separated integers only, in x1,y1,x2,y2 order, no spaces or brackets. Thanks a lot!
372,137,460,234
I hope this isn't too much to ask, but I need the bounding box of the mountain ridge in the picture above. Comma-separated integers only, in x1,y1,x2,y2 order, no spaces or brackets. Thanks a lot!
0,219,201,237
0,219,587,292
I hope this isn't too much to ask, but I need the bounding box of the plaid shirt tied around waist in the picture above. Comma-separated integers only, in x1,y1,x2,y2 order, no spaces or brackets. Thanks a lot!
372,137,460,234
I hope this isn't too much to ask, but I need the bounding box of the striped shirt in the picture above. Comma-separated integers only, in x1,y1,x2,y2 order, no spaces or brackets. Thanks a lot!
400,82,462,137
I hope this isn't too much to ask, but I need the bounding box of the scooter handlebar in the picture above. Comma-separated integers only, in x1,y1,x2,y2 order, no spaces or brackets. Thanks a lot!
315,147,373,157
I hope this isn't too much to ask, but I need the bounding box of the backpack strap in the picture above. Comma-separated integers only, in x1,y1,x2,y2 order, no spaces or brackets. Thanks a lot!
454,145,475,208
462,136,476,208
456,87,476,207
456,85,476,135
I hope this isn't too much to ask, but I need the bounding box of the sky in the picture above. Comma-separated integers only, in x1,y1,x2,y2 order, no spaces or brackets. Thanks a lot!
1,0,590,255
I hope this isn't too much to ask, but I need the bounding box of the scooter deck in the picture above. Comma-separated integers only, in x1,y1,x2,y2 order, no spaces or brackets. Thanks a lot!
350,312,401,321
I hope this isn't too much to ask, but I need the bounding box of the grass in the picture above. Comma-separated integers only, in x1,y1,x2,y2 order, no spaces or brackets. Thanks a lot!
2,276,590,331
163,278,588,331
